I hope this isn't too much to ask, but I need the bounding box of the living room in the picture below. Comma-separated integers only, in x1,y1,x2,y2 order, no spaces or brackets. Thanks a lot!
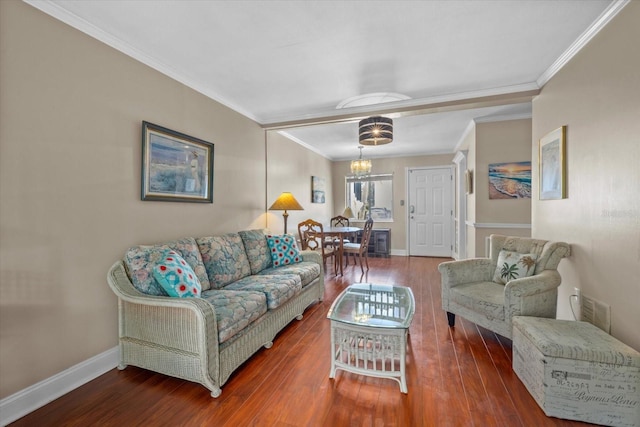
1,1,638,425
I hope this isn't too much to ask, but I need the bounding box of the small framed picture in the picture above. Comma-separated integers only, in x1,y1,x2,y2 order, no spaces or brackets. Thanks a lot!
141,121,214,203
311,176,326,203
539,126,566,200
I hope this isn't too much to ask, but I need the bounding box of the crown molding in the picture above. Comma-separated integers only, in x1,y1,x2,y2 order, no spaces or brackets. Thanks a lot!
23,0,260,123
277,131,333,160
536,0,630,87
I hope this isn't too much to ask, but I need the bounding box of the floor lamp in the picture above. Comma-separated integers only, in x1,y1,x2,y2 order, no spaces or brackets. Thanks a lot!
269,192,304,234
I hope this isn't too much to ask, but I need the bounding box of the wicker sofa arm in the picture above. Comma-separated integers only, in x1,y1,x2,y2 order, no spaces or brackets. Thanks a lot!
107,260,221,352
438,258,495,288
300,250,321,265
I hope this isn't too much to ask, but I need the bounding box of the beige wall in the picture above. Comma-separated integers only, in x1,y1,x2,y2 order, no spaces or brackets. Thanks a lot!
266,131,333,234
465,119,533,256
0,1,325,398
332,154,455,252
532,2,640,350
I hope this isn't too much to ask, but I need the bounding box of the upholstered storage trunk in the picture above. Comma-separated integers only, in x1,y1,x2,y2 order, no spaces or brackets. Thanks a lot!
512,316,640,427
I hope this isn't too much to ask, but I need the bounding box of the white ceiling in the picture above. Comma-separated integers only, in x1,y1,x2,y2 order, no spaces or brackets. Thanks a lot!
28,0,622,160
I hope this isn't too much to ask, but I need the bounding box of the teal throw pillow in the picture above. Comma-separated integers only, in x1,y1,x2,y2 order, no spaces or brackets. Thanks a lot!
153,250,201,297
266,234,302,267
492,250,537,284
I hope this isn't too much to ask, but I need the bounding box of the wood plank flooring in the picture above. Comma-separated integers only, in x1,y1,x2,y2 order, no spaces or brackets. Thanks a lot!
11,256,592,426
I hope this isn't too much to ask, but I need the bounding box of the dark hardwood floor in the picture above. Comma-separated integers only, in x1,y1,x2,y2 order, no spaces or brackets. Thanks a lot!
11,256,592,426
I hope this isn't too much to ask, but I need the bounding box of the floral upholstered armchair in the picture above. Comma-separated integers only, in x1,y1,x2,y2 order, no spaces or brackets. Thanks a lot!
438,234,570,339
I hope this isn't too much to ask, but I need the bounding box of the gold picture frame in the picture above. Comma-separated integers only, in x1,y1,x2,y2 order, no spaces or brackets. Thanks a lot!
539,126,566,200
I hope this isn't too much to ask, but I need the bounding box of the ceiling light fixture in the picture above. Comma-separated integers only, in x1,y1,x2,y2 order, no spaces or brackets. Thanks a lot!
359,116,393,146
350,146,372,177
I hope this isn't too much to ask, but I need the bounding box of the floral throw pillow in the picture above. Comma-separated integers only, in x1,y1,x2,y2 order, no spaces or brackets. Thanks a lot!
492,250,537,284
153,250,201,298
266,234,302,267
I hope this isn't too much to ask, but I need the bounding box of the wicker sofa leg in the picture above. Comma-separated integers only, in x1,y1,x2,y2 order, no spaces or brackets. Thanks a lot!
210,387,221,398
447,312,455,327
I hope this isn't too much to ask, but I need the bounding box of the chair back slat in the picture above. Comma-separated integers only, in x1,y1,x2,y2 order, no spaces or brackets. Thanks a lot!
359,218,374,252
330,215,350,227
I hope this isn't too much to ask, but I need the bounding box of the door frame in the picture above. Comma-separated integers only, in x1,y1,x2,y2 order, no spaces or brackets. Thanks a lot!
405,165,455,257
452,151,468,260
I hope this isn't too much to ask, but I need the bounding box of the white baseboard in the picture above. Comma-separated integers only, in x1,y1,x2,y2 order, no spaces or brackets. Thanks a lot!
0,346,118,426
390,249,407,256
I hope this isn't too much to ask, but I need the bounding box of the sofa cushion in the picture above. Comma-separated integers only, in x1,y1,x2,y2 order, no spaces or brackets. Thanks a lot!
152,250,201,298
492,250,537,284
266,234,302,267
124,237,211,296
201,289,267,344
224,274,302,310
239,229,273,274
450,281,505,321
260,261,320,288
197,233,251,289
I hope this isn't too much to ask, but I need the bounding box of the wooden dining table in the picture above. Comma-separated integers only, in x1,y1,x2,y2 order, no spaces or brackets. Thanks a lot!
322,226,361,276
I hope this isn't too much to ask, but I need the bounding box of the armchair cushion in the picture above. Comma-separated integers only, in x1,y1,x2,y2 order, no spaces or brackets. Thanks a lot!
152,250,201,298
450,281,506,321
492,250,537,284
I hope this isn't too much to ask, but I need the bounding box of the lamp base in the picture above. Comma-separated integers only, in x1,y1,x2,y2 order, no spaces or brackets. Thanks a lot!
282,211,289,234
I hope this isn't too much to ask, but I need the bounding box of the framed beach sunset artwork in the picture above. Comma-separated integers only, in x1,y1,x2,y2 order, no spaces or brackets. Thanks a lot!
488,161,532,199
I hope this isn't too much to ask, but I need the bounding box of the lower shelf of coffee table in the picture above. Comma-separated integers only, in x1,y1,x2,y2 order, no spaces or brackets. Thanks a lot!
329,321,409,393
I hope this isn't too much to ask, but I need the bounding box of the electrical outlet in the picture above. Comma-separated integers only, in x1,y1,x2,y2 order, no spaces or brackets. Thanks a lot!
574,287,581,299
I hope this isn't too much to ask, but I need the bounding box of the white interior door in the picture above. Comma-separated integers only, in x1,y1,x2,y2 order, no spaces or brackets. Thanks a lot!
408,167,453,257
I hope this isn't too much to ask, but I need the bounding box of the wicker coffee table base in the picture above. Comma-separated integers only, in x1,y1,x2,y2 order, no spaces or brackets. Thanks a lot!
329,322,409,393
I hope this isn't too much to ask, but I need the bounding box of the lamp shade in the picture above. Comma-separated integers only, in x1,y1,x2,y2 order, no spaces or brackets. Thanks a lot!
342,206,355,218
269,192,303,234
359,116,393,145
269,192,304,211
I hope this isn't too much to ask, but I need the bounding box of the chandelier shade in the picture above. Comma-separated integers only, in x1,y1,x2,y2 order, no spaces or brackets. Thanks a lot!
359,116,393,146
350,146,372,177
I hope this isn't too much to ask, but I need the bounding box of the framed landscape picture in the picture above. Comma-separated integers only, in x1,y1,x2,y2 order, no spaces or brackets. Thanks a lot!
141,121,214,203
539,126,566,200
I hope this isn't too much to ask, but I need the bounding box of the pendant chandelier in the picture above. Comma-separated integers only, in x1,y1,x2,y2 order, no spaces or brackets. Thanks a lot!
359,116,393,146
350,146,372,177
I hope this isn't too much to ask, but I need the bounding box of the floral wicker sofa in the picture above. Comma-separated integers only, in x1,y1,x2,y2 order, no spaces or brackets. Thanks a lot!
107,229,324,397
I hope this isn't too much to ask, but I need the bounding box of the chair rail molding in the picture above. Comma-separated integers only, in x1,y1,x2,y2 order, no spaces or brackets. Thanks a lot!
465,221,532,229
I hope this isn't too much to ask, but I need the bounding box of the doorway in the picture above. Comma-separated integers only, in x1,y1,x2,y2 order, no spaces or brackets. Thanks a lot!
407,167,453,257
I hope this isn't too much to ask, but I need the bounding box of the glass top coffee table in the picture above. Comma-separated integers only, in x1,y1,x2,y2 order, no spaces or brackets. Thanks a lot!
327,283,415,393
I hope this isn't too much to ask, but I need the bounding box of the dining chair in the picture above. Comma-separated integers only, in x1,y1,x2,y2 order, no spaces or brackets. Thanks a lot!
343,218,374,273
324,215,352,248
298,219,337,275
